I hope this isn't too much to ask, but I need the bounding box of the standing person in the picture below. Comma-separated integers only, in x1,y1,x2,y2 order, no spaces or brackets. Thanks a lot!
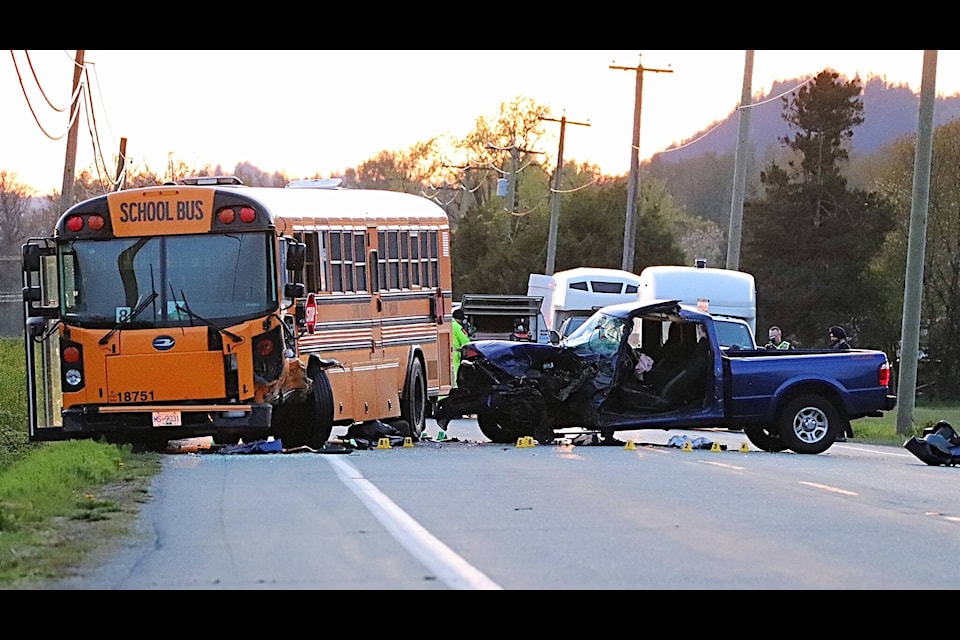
828,325,851,351
764,325,794,350
828,324,854,441
452,307,470,386
437,307,472,434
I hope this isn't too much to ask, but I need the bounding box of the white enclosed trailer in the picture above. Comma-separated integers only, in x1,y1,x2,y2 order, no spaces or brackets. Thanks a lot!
527,267,643,338
637,262,757,346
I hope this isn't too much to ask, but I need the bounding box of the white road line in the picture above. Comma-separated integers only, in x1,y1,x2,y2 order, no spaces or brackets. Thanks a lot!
326,456,502,590
800,481,858,496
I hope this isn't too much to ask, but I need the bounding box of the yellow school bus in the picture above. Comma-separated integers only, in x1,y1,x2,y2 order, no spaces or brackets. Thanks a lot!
21,176,454,449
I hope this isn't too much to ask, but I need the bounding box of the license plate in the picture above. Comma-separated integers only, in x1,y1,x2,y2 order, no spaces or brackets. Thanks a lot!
152,411,181,427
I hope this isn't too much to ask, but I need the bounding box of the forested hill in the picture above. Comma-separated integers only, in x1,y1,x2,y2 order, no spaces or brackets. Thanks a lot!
653,75,960,164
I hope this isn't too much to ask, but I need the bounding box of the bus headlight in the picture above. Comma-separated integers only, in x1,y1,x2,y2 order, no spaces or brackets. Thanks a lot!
65,369,82,386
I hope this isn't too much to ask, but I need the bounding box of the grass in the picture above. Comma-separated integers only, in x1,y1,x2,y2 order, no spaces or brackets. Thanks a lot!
851,402,960,446
0,336,161,588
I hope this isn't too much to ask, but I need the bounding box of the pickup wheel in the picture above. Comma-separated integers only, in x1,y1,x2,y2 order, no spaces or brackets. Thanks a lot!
778,394,840,455
477,411,523,444
743,425,789,452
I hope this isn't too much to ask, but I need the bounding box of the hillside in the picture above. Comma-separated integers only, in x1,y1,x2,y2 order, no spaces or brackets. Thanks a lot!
644,74,960,234
654,74,960,164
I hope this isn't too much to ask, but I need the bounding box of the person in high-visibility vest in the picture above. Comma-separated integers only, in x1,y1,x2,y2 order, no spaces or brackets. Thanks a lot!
764,325,793,350
452,308,470,385
437,308,472,432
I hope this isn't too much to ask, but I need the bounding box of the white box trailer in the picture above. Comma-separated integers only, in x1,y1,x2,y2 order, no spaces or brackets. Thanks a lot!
637,262,757,342
527,268,643,338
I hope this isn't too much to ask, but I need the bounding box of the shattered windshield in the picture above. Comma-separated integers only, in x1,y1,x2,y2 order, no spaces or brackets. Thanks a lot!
563,311,626,357
60,232,276,327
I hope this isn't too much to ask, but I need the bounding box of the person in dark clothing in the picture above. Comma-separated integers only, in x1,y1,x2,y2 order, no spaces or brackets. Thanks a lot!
828,325,851,351
828,325,854,440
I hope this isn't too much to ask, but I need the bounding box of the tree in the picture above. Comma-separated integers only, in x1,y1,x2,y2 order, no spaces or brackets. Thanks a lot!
779,69,865,228
448,96,554,227
741,70,894,350
0,171,35,256
872,119,960,399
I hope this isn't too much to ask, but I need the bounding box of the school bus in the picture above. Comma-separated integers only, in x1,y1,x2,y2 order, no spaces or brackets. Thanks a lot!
21,176,454,450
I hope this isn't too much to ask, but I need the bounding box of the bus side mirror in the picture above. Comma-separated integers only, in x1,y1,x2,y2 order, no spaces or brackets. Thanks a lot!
21,242,59,319
286,241,305,273
284,283,305,299
22,243,41,272
27,316,47,337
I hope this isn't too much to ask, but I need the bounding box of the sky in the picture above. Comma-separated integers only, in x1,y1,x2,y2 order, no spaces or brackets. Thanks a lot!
2,50,956,196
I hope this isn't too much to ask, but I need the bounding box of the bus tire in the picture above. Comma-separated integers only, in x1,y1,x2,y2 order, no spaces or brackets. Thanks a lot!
276,363,334,449
400,356,427,438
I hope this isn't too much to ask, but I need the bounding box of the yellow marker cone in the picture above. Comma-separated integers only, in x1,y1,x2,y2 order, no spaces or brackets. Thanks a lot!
710,441,722,452
516,436,535,448
681,441,693,452
403,437,414,448
376,437,392,449
624,440,636,450
739,442,750,453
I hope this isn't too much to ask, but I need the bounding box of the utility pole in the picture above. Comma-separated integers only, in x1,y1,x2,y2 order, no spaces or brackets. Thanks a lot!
542,113,590,275
726,50,754,271
49,49,85,424
611,55,672,272
114,137,128,192
896,50,938,436
60,49,85,212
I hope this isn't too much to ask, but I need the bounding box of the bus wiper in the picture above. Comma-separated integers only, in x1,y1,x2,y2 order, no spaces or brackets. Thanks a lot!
98,291,159,345
171,287,243,343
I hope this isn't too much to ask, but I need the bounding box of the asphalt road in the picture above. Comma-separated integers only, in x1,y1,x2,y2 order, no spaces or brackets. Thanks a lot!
53,418,960,590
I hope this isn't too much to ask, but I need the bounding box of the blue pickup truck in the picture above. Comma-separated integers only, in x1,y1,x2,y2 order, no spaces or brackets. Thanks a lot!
436,299,896,454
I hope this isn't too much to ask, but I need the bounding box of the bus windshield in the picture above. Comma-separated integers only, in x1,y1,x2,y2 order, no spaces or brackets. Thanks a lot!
60,232,277,327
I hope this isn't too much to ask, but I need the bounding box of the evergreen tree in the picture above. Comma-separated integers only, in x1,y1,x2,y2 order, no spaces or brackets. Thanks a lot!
742,70,894,350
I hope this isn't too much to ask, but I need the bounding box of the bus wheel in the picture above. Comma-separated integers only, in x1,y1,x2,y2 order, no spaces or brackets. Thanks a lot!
400,357,427,438
277,364,334,449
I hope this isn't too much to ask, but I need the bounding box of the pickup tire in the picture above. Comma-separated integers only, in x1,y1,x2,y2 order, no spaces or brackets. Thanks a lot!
477,411,523,444
778,394,840,454
743,425,789,452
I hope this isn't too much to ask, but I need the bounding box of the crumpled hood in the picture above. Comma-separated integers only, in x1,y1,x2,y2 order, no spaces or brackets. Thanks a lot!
468,340,567,377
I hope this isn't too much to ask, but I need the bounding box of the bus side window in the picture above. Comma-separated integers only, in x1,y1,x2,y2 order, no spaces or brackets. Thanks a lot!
302,232,321,293
400,230,410,289
353,232,367,292
369,249,380,293
410,230,421,287
328,231,343,292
